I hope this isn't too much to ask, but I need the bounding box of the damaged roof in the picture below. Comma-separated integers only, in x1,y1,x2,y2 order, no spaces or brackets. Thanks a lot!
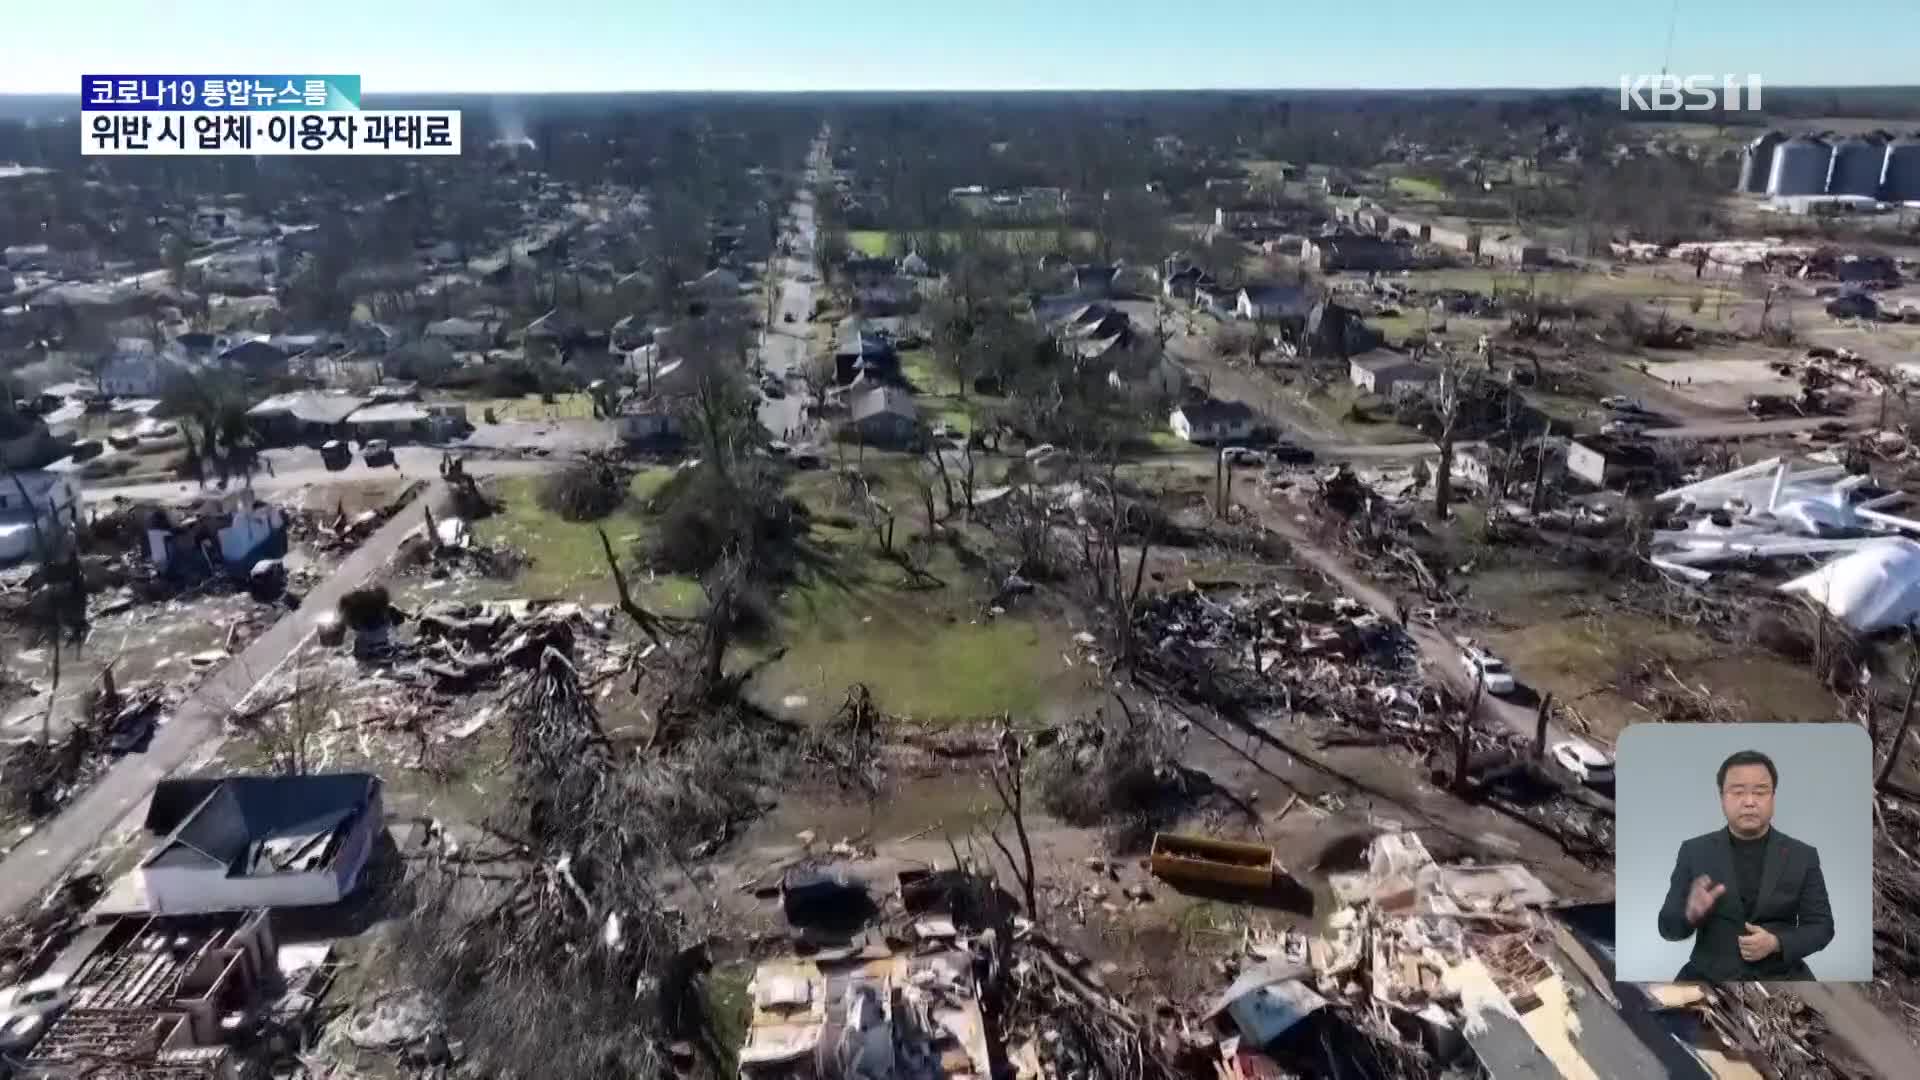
140,773,379,878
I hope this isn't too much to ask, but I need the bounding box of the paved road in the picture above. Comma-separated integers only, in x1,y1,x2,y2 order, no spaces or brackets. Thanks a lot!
0,480,446,915
84,449,554,505
754,137,826,441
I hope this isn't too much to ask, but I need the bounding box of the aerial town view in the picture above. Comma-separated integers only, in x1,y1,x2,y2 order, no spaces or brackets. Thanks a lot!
2,3,1920,1078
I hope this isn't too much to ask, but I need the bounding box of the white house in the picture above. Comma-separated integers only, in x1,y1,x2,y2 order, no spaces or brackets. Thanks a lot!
0,469,83,562
1236,283,1315,322
1170,399,1260,444
136,773,385,914
616,398,682,444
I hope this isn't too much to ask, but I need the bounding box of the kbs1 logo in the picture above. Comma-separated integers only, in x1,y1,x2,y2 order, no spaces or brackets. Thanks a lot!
1618,74,1764,112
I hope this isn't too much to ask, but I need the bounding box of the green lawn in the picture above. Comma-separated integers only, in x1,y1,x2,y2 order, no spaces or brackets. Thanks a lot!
1148,428,1190,453
848,230,894,257
753,459,1085,726
472,471,702,613
847,228,1096,257
1389,175,1449,201
1306,383,1425,446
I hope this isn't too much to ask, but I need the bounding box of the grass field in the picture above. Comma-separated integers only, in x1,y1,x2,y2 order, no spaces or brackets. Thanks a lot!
1388,175,1449,202
753,456,1086,726
472,471,702,613
847,228,1096,257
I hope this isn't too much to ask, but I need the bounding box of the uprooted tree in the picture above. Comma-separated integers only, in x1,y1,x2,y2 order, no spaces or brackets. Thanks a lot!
395,647,775,1078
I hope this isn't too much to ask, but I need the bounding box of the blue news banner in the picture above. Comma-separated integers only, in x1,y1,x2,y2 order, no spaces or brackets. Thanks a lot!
80,75,460,156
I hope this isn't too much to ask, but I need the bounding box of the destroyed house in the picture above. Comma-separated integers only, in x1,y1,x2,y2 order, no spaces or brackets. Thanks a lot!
22,1011,237,1079
136,773,384,914
49,910,275,1049
1567,436,1662,490
1304,234,1411,272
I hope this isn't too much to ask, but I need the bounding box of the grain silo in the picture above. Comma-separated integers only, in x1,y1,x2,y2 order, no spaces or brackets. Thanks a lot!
1737,131,1783,193
1884,135,1920,202
1767,135,1831,196
1827,135,1887,197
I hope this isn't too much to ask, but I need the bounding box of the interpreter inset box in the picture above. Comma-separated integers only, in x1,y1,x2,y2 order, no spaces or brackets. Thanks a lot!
1614,723,1871,983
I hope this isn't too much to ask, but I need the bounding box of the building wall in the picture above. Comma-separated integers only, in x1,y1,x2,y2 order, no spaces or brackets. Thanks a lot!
1566,442,1608,487
142,864,346,914
855,413,917,446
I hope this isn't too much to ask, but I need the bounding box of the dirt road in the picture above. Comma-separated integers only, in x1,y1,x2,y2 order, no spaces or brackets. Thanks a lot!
0,481,446,916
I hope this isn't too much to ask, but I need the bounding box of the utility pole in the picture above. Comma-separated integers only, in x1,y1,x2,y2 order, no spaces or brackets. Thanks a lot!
1534,692,1554,759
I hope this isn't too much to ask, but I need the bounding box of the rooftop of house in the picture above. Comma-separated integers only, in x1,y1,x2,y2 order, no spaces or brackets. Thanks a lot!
852,385,917,422
348,402,431,425
1177,398,1259,426
245,391,367,425
139,773,380,880
1575,435,1662,465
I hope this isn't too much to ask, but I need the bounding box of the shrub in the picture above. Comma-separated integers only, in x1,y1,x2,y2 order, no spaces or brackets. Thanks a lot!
538,459,628,522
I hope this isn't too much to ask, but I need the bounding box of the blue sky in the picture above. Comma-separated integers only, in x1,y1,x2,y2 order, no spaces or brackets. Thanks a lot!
3,0,1915,94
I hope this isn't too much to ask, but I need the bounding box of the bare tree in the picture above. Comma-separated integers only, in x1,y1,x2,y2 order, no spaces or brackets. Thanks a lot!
1877,628,1920,791
1431,351,1478,521
986,724,1040,920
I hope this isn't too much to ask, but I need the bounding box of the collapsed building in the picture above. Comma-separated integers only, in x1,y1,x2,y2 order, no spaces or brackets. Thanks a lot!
17,909,282,1079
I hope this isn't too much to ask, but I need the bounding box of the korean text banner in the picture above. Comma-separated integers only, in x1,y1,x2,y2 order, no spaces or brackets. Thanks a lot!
82,76,361,111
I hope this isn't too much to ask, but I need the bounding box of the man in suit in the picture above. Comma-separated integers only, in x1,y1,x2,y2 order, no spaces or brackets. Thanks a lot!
1657,749,1833,982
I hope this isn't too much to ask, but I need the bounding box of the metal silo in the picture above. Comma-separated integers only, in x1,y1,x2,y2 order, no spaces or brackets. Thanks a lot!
1767,135,1831,196
1827,135,1887,197
1884,136,1920,202
1738,131,1783,193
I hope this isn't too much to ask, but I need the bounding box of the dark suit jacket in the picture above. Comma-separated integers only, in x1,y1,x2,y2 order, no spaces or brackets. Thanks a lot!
1656,826,1833,982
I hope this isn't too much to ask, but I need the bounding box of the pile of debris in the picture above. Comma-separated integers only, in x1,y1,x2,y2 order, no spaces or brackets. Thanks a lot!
0,872,102,983
287,479,428,555
1,666,179,819
1131,581,1424,731
1646,455,1920,635
395,504,526,583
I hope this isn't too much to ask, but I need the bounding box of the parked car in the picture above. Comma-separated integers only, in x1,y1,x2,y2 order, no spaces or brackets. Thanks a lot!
761,378,786,400
1024,443,1057,463
1600,419,1645,437
1266,441,1316,465
1552,740,1616,786
1599,395,1645,413
321,440,351,470
1221,447,1264,467
362,439,394,467
790,449,825,470
0,975,73,1054
1458,642,1516,695
783,311,796,323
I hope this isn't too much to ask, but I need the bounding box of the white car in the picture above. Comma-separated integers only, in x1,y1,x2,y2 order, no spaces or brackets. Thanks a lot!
1221,446,1264,467
0,975,72,1053
1459,644,1516,695
1552,740,1616,786
1599,395,1645,413
1024,443,1057,463
1600,419,1646,437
